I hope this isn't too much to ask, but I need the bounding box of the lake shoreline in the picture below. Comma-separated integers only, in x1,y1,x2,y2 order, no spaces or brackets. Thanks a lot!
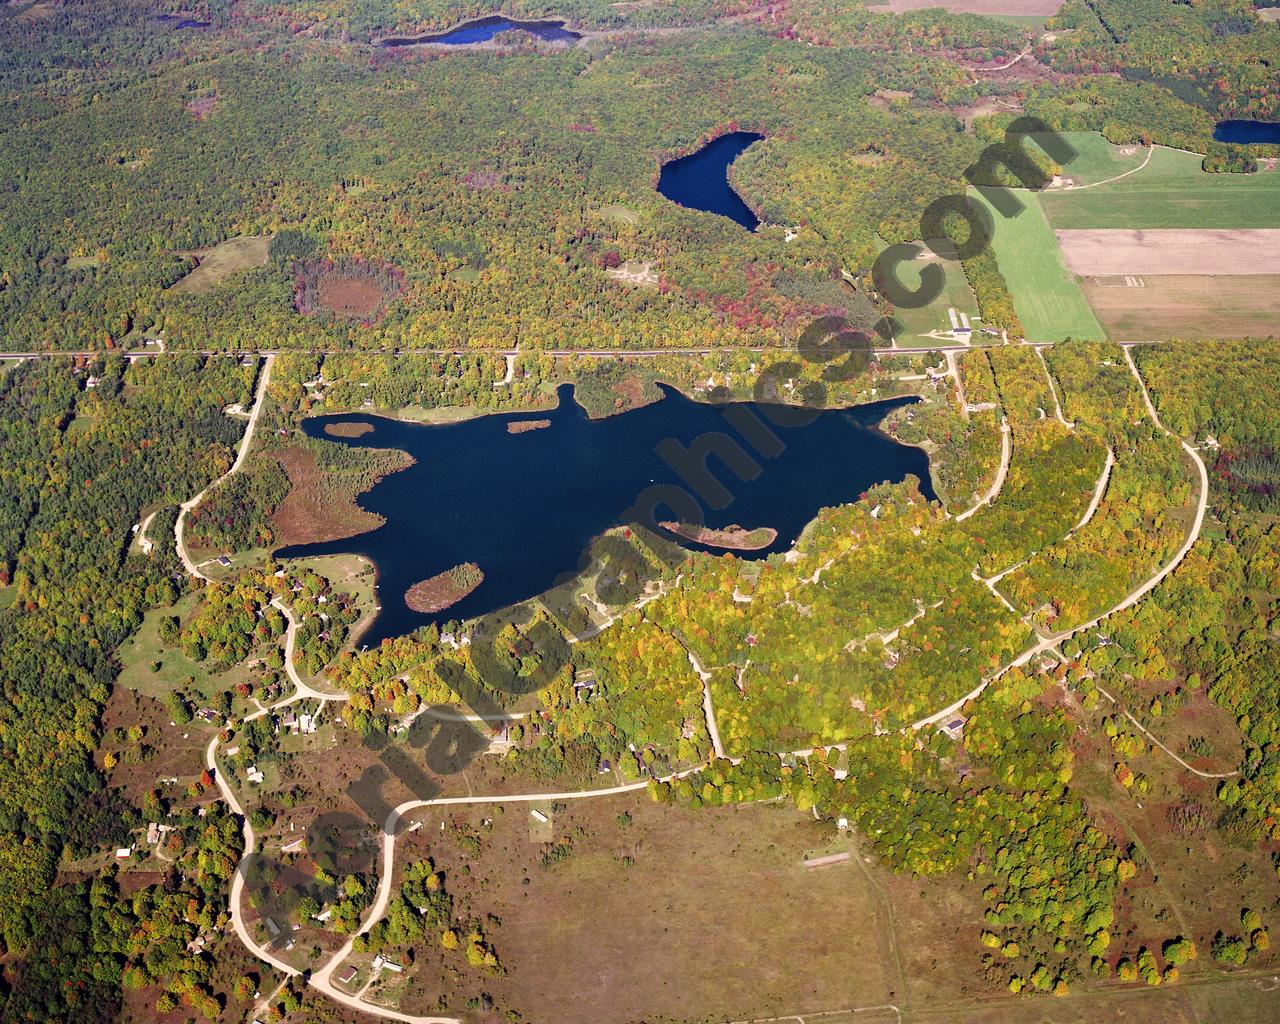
657,130,765,230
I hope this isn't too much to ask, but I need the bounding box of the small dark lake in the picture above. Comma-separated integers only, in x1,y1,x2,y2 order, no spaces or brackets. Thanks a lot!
276,384,934,644
657,131,764,230
154,13,211,29
1214,119,1280,145
380,15,580,47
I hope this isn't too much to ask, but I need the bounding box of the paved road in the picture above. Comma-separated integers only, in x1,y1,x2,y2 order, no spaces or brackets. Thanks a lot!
209,728,454,1023
205,734,299,981
300,391,1206,1017
175,355,274,580
311,778,677,1024
269,597,350,705
0,339,1170,361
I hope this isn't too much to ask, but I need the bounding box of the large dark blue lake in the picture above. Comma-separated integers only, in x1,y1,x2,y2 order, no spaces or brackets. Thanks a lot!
380,15,580,46
1213,120,1280,144
657,131,764,230
276,384,933,644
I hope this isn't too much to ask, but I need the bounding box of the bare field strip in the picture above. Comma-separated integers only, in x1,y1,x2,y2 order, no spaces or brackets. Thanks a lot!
1057,228,1280,276
867,0,1061,12
1081,274,1280,341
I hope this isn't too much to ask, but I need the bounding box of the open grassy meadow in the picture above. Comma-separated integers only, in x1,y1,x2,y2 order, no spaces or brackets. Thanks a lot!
970,186,1106,342
116,592,267,712
169,234,271,294
1082,274,1280,341
1030,143,1280,338
388,795,928,1024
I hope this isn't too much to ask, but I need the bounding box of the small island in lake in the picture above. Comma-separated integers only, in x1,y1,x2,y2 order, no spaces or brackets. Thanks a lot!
324,421,374,438
405,562,485,613
507,419,551,434
659,522,778,551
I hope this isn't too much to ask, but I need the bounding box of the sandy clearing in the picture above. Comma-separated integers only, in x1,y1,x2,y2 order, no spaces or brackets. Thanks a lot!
1057,228,1280,276
169,235,271,294
606,258,658,287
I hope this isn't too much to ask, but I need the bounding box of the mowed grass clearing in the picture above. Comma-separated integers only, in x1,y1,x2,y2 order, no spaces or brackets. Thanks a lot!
880,238,983,346
1040,146,1280,229
970,186,1106,341
1022,130,1148,186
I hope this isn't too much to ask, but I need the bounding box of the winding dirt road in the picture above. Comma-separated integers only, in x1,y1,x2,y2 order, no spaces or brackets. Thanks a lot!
197,343,1210,1023
955,415,1011,522
176,354,274,580
1035,344,1074,428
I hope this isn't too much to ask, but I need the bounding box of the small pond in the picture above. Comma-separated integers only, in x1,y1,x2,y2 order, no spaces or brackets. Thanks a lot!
154,14,211,29
657,131,764,230
276,384,934,643
380,15,581,47
1213,120,1280,145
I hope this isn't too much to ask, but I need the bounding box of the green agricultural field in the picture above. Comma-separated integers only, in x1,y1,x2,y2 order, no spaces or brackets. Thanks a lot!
1039,146,1280,229
970,186,1106,342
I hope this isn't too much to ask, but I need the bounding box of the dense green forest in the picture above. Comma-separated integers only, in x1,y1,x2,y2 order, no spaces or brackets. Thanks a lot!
4,0,1273,357
0,355,258,1009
